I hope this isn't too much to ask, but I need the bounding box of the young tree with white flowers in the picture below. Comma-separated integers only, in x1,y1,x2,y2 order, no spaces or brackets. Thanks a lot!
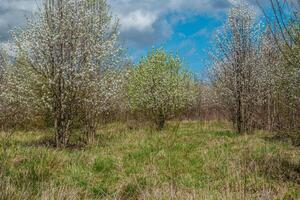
13,0,122,147
127,49,197,130
255,29,281,130
0,51,6,124
80,68,124,143
260,0,300,133
0,52,4,83
262,0,300,68
210,2,261,133
0,51,21,131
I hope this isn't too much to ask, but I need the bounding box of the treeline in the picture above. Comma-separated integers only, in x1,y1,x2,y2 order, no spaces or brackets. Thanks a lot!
0,0,299,147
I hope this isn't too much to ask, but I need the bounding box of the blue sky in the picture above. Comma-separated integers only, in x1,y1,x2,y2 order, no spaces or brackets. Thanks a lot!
0,0,265,73
126,14,225,73
109,0,234,73
157,15,225,72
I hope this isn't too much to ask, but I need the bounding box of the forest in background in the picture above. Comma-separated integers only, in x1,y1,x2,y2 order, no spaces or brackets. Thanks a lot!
1,0,299,146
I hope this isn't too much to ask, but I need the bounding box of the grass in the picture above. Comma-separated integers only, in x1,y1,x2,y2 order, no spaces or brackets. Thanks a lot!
0,121,299,200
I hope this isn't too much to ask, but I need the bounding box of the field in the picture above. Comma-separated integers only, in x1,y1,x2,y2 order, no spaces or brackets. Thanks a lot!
0,121,299,200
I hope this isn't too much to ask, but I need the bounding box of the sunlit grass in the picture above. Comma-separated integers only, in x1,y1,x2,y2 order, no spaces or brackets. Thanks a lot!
0,121,299,199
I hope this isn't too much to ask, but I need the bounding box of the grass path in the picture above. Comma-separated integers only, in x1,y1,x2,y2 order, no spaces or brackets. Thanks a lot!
0,121,299,199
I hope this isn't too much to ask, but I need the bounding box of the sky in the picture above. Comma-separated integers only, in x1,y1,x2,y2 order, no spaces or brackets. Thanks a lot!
0,0,264,73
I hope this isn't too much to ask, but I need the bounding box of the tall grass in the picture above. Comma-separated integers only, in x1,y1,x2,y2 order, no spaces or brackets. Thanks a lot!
0,121,299,199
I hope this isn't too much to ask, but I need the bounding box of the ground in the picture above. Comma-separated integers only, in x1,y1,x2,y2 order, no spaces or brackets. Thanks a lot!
0,121,299,200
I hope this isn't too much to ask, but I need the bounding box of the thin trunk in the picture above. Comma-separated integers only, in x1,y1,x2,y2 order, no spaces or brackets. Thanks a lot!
236,94,242,134
156,112,165,130
85,111,97,144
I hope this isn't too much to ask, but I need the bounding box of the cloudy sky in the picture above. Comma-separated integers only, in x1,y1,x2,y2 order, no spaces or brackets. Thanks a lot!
0,0,262,71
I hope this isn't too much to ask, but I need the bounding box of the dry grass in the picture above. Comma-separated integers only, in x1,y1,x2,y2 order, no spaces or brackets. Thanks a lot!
0,121,299,199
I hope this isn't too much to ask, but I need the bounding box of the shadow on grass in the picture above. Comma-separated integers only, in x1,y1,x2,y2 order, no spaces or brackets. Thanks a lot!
21,135,87,150
22,128,128,150
246,154,300,184
263,158,300,184
263,132,300,147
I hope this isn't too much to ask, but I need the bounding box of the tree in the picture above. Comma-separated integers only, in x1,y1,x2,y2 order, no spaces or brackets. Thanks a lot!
255,29,281,131
0,51,4,84
260,0,300,133
0,51,6,126
210,3,261,133
13,0,121,147
127,49,196,130
0,50,22,131
261,0,300,68
80,68,124,143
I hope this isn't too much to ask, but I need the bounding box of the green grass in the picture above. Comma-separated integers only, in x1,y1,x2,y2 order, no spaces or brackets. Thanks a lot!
0,121,299,199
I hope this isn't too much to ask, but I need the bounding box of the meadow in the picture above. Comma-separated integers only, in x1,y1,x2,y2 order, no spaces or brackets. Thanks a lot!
1,121,299,200
0,0,300,199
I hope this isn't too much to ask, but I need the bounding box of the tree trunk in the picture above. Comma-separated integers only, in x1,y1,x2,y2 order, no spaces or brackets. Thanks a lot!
55,118,65,148
84,107,97,144
86,127,96,144
236,98,242,134
85,121,97,144
236,74,243,134
156,112,165,131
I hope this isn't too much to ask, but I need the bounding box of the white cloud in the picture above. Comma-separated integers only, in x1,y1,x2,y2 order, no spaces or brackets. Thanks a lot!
0,0,261,48
120,10,157,32
107,0,235,47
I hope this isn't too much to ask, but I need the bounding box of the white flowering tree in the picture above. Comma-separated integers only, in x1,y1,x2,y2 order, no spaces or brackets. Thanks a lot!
260,0,300,132
262,0,300,68
79,68,124,143
0,51,4,84
254,29,281,130
127,49,197,130
210,3,261,133
0,51,21,131
0,51,14,131
0,51,6,124
13,0,122,147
